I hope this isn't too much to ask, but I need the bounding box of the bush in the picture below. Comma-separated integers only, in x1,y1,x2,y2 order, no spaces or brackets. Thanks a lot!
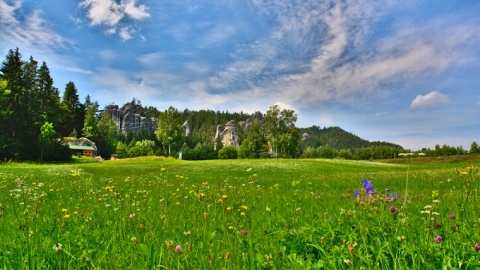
218,145,238,159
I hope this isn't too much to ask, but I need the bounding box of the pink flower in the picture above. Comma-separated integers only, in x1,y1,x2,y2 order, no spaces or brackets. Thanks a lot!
240,230,248,236
434,236,442,243
389,206,395,213
475,244,480,251
449,213,456,219
175,245,183,253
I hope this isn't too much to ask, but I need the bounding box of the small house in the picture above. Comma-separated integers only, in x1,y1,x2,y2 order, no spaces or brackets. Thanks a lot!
69,145,96,157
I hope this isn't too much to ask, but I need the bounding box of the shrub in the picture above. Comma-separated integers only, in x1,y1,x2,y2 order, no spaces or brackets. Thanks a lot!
218,145,238,159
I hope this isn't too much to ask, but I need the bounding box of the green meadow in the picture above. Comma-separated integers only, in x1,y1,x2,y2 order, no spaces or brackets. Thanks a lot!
1,156,479,269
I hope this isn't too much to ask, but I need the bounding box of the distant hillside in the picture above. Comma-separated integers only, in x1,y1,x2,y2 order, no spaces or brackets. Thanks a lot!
298,126,403,151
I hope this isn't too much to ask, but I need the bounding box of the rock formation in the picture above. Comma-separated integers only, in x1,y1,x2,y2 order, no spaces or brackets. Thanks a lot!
215,120,239,148
239,111,263,129
183,120,191,136
103,103,157,135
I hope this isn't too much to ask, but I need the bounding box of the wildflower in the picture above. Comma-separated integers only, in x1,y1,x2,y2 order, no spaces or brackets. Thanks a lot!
129,212,135,218
64,214,71,219
184,231,191,237
240,205,248,210
175,245,183,253
53,243,62,252
166,241,173,249
240,229,248,236
362,179,375,196
226,206,233,212
240,212,246,217
61,208,68,213
389,206,395,213
222,195,227,200
397,236,406,242
449,213,456,219
354,189,359,198
434,236,442,243
475,244,480,251
131,237,137,243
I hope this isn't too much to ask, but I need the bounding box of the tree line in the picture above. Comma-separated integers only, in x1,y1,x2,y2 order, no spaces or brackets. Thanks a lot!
1,48,478,162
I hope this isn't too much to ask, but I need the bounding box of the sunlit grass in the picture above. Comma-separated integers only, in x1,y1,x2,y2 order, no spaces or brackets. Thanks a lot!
1,157,479,268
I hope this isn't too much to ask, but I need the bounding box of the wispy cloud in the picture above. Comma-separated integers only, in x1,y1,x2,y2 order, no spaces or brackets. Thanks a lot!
0,0,70,52
78,0,150,41
194,0,479,110
410,91,450,109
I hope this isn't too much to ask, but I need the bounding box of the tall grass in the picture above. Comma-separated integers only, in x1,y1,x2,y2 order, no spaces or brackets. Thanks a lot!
0,157,479,268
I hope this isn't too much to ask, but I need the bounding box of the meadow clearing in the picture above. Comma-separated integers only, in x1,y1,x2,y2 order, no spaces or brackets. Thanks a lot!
0,156,479,269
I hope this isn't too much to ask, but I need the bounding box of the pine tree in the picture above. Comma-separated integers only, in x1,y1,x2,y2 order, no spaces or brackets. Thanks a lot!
62,81,85,137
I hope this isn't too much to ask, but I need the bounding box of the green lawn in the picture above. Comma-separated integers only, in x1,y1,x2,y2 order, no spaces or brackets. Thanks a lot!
1,156,479,269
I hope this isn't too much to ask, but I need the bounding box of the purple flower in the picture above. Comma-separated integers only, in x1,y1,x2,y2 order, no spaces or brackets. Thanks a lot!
389,206,395,213
449,213,456,219
175,245,183,253
475,244,480,251
354,189,359,198
362,179,375,196
434,236,442,243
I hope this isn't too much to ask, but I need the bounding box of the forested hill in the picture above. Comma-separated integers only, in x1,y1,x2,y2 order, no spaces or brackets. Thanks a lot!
298,126,403,151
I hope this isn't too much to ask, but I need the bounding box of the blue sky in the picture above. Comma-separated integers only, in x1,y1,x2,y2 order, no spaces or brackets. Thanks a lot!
1,0,479,150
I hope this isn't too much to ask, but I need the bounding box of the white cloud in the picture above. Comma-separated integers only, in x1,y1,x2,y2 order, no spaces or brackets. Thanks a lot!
410,91,450,109
197,0,478,111
118,26,133,41
197,23,237,48
78,0,150,40
0,0,70,52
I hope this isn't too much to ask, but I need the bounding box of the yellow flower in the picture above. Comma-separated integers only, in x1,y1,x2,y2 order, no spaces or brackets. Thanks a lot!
222,195,228,200
161,167,166,171
61,208,68,213
64,214,71,219
240,212,246,216
227,206,233,212
240,205,248,210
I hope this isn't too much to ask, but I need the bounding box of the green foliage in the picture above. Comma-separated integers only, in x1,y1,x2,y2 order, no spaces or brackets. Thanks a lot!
96,112,119,158
182,142,217,160
264,105,299,158
128,140,156,157
62,81,85,137
218,145,238,159
470,141,479,154
156,106,185,156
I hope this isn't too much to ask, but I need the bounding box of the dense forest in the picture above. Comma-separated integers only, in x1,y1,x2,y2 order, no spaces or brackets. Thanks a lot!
1,48,479,162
